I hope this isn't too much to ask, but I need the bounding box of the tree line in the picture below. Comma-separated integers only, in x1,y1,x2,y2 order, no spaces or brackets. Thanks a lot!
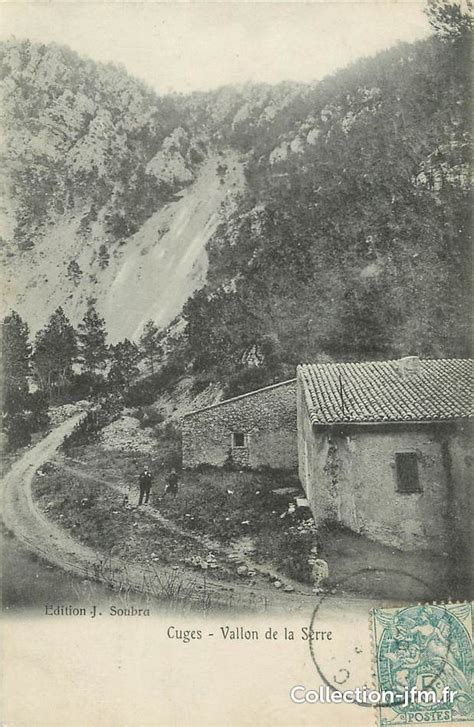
1,306,162,450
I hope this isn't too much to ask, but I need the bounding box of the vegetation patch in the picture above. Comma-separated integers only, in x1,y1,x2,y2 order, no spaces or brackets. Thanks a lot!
32,463,232,578
54,443,318,584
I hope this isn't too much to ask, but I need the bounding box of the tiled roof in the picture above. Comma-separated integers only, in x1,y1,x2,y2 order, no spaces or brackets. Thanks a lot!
298,358,473,424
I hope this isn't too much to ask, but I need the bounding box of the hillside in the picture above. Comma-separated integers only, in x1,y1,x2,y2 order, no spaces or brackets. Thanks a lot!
1,22,471,386
2,150,244,341
181,34,472,394
0,40,245,340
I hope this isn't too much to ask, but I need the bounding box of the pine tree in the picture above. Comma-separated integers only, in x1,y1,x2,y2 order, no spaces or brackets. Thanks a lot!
33,307,78,396
78,303,109,375
67,259,83,285
2,310,31,431
98,244,110,269
2,310,31,389
425,0,473,41
108,339,140,390
138,320,162,374
2,310,49,448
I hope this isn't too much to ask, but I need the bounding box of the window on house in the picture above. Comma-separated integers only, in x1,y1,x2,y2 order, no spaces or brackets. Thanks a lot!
395,452,421,493
232,432,246,448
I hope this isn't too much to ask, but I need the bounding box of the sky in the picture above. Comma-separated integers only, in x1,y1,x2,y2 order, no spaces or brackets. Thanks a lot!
1,2,432,94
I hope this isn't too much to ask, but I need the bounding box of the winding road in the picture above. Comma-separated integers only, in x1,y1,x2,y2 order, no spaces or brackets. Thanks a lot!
1,416,315,612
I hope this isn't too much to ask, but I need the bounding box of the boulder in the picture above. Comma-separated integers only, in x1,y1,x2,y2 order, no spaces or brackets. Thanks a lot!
309,557,329,586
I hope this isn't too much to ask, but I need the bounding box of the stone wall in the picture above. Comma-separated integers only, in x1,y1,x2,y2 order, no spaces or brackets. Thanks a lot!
182,379,297,470
447,419,473,585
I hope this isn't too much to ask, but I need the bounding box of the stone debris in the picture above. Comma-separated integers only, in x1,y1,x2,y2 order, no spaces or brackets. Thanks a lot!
280,502,296,518
295,497,310,509
283,584,295,593
36,461,57,476
185,554,217,571
206,553,218,569
271,487,301,496
308,556,329,586
49,402,90,427
100,415,157,454
237,565,248,576
273,580,282,589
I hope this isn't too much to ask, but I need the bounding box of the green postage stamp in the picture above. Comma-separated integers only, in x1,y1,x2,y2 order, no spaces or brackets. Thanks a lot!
371,602,473,725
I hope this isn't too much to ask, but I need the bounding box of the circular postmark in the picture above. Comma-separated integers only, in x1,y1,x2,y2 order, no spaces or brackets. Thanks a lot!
307,567,451,709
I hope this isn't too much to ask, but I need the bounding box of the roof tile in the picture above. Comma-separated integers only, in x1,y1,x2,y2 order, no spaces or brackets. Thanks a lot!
298,358,474,424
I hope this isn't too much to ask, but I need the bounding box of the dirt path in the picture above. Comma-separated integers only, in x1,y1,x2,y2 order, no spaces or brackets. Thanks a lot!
62,459,310,593
63,459,222,548
1,419,316,612
2,415,98,571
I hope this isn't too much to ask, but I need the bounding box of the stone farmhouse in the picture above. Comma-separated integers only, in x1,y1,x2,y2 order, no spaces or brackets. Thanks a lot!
182,379,297,470
297,357,472,554
182,356,473,554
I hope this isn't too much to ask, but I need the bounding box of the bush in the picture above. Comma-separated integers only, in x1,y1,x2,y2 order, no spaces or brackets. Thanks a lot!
69,372,108,401
123,359,186,407
62,396,121,449
29,390,50,430
191,372,215,395
277,521,318,583
62,410,103,449
163,421,181,441
4,390,50,450
5,413,32,449
137,406,164,428
224,366,284,399
255,517,318,583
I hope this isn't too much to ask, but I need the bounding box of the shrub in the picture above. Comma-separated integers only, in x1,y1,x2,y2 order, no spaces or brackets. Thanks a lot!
255,516,318,583
224,366,283,399
69,372,108,401
137,406,164,428
162,421,181,441
191,372,215,395
62,396,121,449
123,359,186,406
279,520,318,583
5,413,32,449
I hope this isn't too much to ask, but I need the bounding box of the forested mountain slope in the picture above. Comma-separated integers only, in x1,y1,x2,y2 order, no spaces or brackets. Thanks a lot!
1,17,471,386
182,33,472,394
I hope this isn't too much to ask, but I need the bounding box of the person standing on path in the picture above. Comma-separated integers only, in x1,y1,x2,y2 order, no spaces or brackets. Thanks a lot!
138,467,152,505
165,468,179,498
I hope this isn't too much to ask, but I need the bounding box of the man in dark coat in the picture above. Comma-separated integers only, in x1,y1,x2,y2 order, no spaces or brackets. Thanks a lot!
138,467,152,505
